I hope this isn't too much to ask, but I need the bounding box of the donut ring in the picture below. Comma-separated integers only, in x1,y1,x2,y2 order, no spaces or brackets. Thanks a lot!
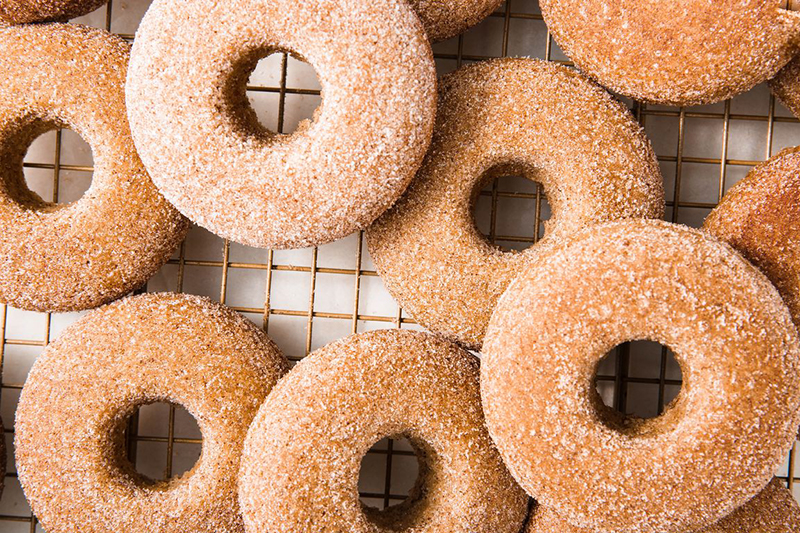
0,24,188,312
704,146,800,326
408,0,503,41
127,0,436,250
525,479,800,533
239,329,528,533
366,58,663,349
481,219,800,533
770,56,800,119
15,293,289,533
539,0,800,106
0,0,106,24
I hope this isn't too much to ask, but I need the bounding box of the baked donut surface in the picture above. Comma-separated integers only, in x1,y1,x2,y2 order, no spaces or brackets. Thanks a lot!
408,0,503,41
539,0,800,106
704,146,800,326
127,0,436,250
525,478,800,533
15,293,288,533
0,24,188,312
366,58,663,350
481,219,800,533
772,57,800,119
239,329,528,533
0,0,105,24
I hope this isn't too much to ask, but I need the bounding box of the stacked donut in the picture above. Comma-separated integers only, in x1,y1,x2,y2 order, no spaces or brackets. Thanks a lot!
0,0,799,532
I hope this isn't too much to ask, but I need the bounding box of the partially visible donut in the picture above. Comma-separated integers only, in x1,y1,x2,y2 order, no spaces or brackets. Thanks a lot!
367,58,663,349
408,0,503,41
771,56,800,118
539,0,800,106
15,293,289,533
239,329,528,533
481,219,800,533
127,0,436,249
0,0,106,24
525,478,800,533
704,146,800,326
0,24,188,312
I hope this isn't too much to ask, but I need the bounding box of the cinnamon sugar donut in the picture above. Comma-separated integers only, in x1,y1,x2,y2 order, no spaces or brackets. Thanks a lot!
0,0,106,24
15,293,288,533
408,0,503,41
771,56,800,119
239,329,528,533
0,24,188,312
127,0,436,250
481,219,800,533
704,146,800,327
366,58,663,349
526,479,800,533
539,0,800,106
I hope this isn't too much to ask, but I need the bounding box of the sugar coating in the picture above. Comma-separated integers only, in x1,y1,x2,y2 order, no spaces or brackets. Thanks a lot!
367,58,663,350
539,0,800,106
127,0,437,250
15,292,289,533
0,0,105,23
705,147,800,330
770,55,800,119
408,0,503,41
239,329,528,533
526,478,800,532
0,24,189,312
481,219,800,533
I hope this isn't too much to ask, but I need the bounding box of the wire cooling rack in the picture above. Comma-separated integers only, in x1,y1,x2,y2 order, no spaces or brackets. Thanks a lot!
1,0,800,530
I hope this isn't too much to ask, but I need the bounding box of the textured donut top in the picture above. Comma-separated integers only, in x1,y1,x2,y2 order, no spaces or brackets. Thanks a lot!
0,0,107,24
539,0,800,105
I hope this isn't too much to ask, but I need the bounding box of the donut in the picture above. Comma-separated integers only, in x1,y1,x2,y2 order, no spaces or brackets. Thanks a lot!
239,329,528,533
0,0,106,24
525,479,800,533
538,0,800,106
481,219,800,533
127,0,436,250
0,24,188,313
407,0,503,41
15,292,289,533
704,146,800,326
771,56,800,119
366,58,663,350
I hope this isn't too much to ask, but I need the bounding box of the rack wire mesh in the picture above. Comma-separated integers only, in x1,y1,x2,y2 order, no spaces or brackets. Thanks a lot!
1,0,799,530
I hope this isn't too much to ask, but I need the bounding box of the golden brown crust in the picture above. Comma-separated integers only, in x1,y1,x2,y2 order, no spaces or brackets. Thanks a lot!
771,56,800,118
127,0,436,249
239,329,528,533
15,293,289,533
540,0,800,106
0,24,189,312
407,0,503,41
526,479,800,532
481,220,800,533
0,0,106,24
367,58,663,350
704,146,800,329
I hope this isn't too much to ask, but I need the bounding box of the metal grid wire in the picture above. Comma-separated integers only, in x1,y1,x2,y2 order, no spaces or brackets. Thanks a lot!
1,0,799,530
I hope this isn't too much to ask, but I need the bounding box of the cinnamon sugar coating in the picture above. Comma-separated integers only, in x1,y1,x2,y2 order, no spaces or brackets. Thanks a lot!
482,220,800,533
539,0,800,106
367,58,663,350
127,0,436,250
526,479,800,533
15,293,289,533
0,0,105,24
239,329,528,533
705,146,800,329
408,0,503,41
0,24,188,312
771,56,800,120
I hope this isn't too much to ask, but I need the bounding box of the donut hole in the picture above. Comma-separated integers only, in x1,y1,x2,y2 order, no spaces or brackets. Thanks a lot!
109,401,203,487
472,164,552,252
593,340,684,431
358,435,426,526
7,123,95,211
229,49,322,136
